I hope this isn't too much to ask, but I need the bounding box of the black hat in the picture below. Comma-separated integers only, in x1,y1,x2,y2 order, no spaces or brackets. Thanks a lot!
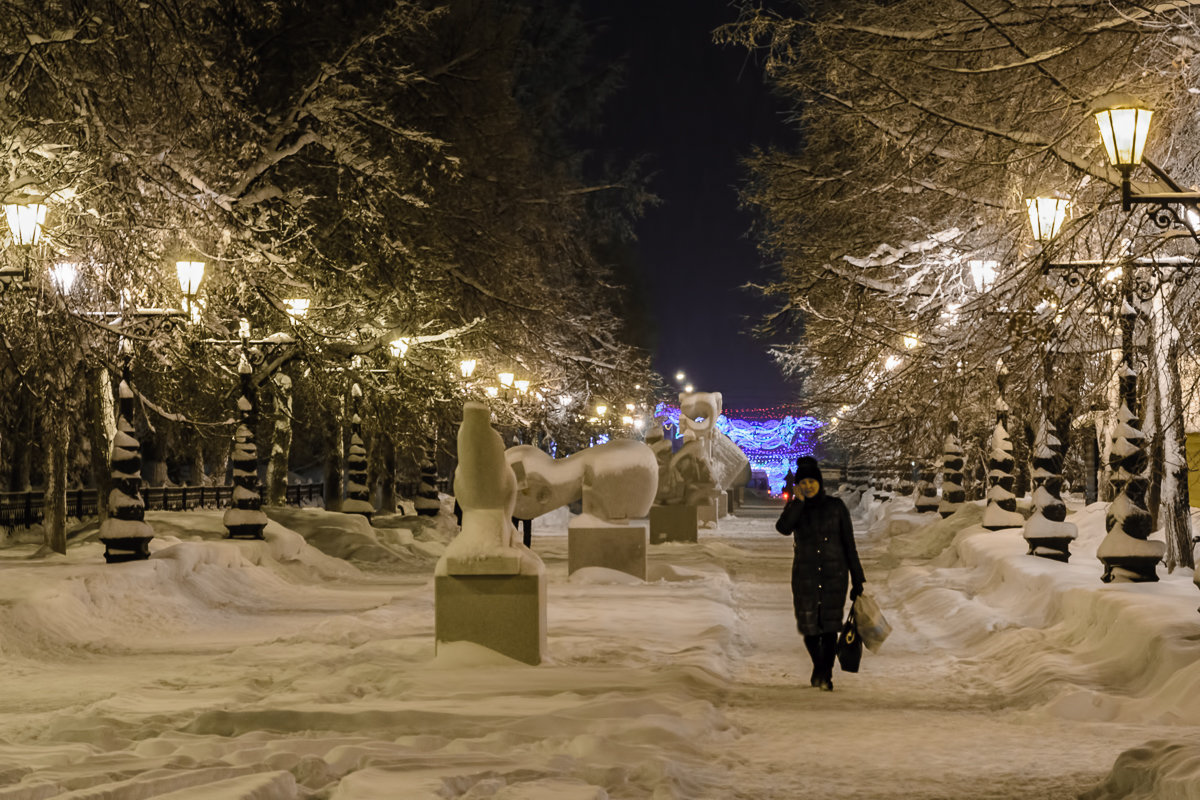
794,456,823,486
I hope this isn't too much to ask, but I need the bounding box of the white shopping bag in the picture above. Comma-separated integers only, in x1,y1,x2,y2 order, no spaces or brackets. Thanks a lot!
853,592,892,653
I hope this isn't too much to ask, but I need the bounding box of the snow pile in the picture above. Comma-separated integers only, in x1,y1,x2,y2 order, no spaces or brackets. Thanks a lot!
266,506,449,568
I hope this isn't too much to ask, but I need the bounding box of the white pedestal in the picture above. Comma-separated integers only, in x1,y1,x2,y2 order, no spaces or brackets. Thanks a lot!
567,522,648,580
649,504,699,544
435,572,546,665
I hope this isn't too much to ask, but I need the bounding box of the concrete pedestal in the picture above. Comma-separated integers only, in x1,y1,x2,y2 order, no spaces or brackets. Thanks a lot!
435,571,546,665
696,491,720,527
649,503,698,544
568,522,647,580
716,490,729,519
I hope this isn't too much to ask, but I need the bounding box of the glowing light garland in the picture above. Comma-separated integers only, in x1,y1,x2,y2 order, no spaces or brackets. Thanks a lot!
654,404,824,494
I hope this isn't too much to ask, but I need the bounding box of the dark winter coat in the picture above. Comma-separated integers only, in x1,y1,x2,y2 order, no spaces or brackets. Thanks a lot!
775,490,866,635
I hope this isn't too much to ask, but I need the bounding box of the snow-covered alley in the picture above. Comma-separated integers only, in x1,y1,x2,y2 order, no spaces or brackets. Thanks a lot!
0,493,1198,799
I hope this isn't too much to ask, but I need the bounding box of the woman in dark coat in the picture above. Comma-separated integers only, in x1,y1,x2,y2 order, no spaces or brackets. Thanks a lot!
775,456,866,691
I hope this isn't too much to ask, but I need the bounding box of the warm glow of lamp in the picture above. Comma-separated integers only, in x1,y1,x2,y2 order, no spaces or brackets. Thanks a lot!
284,298,309,320
238,318,251,339
50,262,77,294
176,260,205,299
1025,196,1070,242
514,379,530,395
967,259,998,293
460,359,477,378
675,371,686,382
625,403,635,412
622,415,634,426
1093,94,1153,170
485,386,499,398
683,383,694,393
902,332,920,350
389,337,410,358
498,371,514,388
595,404,608,416
4,197,46,246
884,354,902,371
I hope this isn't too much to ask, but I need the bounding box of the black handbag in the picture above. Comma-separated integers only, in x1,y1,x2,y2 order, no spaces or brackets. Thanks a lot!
837,608,863,673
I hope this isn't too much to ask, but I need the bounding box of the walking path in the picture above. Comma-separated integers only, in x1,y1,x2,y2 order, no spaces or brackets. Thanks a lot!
707,496,1187,799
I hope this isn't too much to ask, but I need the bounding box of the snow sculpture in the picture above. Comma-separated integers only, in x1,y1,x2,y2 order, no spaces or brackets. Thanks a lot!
342,383,374,518
938,415,966,518
1023,418,1077,562
435,402,544,665
506,439,658,522
438,401,540,576
99,375,155,562
1097,392,1162,582
983,362,1023,530
224,353,268,539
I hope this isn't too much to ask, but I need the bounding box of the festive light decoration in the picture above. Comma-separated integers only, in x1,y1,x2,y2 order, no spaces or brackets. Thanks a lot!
655,403,823,494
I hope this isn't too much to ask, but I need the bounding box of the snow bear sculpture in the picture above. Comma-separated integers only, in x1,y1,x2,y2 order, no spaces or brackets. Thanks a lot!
506,439,659,522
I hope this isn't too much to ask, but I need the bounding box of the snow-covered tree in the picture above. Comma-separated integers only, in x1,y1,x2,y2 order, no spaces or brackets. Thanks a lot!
224,354,267,540
914,462,938,514
342,384,374,519
938,415,965,518
1099,294,1163,582
98,374,154,561
983,363,1023,531
1024,418,1077,562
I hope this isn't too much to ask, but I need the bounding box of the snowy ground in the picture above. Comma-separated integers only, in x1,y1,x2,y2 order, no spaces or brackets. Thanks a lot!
0,492,1198,799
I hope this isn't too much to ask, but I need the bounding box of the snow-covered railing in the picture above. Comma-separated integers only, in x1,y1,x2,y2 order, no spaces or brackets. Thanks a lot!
0,483,325,531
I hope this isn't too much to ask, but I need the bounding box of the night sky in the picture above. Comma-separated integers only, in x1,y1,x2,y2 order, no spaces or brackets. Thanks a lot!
580,0,798,411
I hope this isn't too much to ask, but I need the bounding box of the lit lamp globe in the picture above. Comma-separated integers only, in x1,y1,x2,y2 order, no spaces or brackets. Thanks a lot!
967,259,998,293
4,195,47,247
389,337,409,358
1093,93,1153,172
284,298,310,321
459,359,477,379
1025,195,1070,242
498,371,514,389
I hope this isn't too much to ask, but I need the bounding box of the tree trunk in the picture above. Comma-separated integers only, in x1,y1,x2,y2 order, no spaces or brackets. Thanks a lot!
265,372,293,506
88,367,116,522
323,397,344,511
42,408,69,555
378,435,398,513
12,390,34,492
1151,294,1194,571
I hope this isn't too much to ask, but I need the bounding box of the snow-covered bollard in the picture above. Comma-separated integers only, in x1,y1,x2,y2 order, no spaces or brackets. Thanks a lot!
224,353,267,540
341,384,374,519
435,402,545,665
99,377,155,563
1023,418,1077,561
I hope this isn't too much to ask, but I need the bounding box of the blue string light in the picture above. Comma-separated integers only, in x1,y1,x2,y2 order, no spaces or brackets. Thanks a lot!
654,404,824,494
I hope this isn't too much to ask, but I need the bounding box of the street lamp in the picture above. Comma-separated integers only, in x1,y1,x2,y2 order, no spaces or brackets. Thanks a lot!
4,194,46,247
460,358,477,379
1091,93,1200,218
388,337,409,358
1025,195,1071,242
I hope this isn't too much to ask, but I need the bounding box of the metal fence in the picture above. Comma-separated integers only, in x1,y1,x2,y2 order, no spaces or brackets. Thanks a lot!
0,483,325,530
